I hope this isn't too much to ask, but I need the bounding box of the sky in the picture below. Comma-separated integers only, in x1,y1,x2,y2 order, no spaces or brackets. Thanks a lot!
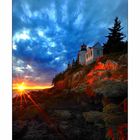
12,0,128,86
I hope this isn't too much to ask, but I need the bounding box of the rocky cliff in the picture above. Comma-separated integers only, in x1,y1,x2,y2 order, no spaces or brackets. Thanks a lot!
53,53,127,95
52,52,128,140
13,52,128,140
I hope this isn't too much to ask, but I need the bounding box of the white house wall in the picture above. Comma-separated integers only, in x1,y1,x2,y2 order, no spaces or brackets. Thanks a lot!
93,48,103,59
78,45,103,65
85,48,94,65
79,51,86,65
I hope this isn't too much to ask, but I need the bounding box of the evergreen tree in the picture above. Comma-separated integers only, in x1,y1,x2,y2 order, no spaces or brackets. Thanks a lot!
67,62,71,69
103,17,126,54
75,57,79,65
72,59,76,67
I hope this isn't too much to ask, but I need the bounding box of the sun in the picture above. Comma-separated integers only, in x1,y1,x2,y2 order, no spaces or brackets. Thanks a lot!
17,82,26,92
18,85,25,91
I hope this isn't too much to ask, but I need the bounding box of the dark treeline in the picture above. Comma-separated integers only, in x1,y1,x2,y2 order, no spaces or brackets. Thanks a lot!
103,17,128,54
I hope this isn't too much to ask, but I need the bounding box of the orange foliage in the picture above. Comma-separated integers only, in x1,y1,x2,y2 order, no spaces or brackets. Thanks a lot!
94,61,118,71
123,99,128,113
96,71,104,76
85,86,95,97
105,60,118,71
87,71,103,85
55,80,65,90
106,128,115,140
102,77,109,81
94,62,105,70
110,72,127,81
87,79,94,85
87,71,94,77
119,98,128,113
106,124,127,140
86,60,127,85
117,123,128,140
86,75,99,85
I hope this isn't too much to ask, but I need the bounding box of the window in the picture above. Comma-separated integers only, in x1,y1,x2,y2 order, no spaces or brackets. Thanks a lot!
97,50,100,56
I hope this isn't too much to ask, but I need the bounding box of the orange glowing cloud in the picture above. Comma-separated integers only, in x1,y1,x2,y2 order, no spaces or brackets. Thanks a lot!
13,82,54,90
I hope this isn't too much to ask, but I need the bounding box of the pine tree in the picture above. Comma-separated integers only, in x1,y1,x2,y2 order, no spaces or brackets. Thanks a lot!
67,62,71,69
72,59,76,67
75,57,79,65
103,17,126,54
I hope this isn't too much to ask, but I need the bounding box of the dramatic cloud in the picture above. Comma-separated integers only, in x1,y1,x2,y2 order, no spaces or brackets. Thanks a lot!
13,0,128,85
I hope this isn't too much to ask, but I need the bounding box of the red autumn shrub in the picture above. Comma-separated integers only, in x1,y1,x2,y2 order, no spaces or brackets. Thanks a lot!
85,86,95,97
94,62,105,70
106,128,115,140
55,80,65,90
117,123,128,140
106,124,127,140
105,60,119,71
123,99,128,113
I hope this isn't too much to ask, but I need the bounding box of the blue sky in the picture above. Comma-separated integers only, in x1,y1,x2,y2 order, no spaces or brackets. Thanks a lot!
12,0,128,86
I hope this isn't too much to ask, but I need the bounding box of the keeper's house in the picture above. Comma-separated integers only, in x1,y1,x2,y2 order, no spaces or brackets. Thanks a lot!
78,42,103,65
